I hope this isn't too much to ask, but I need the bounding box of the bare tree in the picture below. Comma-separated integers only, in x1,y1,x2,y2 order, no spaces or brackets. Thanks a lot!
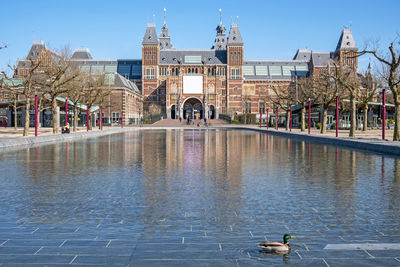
360,37,400,140
290,76,318,132
269,82,292,130
358,66,379,131
40,47,78,134
19,60,42,136
64,70,85,132
1,76,22,130
82,73,106,130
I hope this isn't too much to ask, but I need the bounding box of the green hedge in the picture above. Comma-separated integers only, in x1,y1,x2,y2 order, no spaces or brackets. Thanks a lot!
234,114,257,124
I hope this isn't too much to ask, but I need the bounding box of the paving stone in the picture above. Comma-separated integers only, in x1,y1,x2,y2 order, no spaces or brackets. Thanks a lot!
325,257,400,267
62,240,109,247
2,239,64,247
73,255,130,265
0,254,74,264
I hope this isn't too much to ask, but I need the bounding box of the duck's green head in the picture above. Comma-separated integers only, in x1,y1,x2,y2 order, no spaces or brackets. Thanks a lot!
283,234,296,244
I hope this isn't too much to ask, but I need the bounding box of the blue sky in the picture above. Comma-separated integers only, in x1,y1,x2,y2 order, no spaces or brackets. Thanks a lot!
1,0,399,74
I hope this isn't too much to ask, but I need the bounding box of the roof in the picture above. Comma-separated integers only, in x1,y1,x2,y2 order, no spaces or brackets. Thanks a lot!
293,49,312,61
159,50,227,65
71,48,93,60
243,60,309,81
335,28,357,52
227,24,243,45
26,41,45,60
212,24,227,50
0,77,24,87
106,73,140,94
142,24,159,45
311,52,333,67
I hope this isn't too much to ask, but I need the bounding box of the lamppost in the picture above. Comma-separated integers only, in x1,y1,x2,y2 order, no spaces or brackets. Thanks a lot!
65,97,68,126
382,89,386,140
86,103,89,132
336,92,339,137
34,92,38,137
276,106,278,130
259,107,262,128
100,105,103,130
266,108,269,129
289,104,292,132
308,98,311,134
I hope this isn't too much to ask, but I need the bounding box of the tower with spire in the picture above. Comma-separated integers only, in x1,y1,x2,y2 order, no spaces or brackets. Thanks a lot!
226,20,244,113
142,21,160,110
335,27,358,71
212,9,227,50
159,8,174,50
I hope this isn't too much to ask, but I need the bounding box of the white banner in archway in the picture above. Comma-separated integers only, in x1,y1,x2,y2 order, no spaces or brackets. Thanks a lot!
183,76,203,94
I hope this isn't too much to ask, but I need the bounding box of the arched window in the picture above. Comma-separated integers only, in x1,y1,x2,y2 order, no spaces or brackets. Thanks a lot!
188,68,191,73
195,68,198,74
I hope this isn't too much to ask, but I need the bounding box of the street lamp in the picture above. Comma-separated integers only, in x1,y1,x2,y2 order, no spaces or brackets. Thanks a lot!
382,89,386,140
336,92,339,137
308,98,311,134
35,92,38,137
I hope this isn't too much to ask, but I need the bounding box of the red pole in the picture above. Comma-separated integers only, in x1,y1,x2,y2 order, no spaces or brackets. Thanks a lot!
382,89,386,140
289,104,292,132
65,98,68,126
266,108,269,129
121,111,123,128
308,100,311,134
35,94,38,137
259,108,262,128
276,107,278,130
100,106,103,131
86,104,89,132
336,95,339,137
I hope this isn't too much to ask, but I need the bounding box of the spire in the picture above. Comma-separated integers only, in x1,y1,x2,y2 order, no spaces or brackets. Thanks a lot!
142,24,158,45
163,7,166,26
159,8,173,50
227,23,243,46
335,28,357,53
212,9,227,50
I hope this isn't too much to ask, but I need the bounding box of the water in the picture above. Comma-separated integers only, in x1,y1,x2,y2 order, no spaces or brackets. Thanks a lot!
0,129,399,266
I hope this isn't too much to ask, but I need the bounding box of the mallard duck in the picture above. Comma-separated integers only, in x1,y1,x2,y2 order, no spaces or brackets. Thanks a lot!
258,234,296,254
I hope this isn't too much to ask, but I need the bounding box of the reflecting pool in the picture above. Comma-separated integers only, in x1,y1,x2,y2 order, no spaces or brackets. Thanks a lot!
0,129,399,266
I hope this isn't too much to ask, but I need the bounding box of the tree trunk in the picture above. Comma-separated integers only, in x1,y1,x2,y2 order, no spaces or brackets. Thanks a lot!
394,102,400,141
73,106,78,132
321,107,328,134
23,100,30,136
363,105,368,132
349,94,356,137
52,98,59,134
301,103,306,132
13,100,17,130
285,110,289,131
89,111,93,130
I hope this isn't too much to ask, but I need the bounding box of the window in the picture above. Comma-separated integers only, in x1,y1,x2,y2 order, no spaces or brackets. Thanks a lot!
233,87,238,92
3,92,9,98
243,66,255,76
218,67,226,76
159,67,167,76
269,66,282,76
259,102,265,113
231,68,240,79
112,112,120,123
255,66,268,76
145,68,155,79
246,102,251,113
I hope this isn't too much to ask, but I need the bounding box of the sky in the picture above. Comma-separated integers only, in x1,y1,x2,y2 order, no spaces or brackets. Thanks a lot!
1,0,399,75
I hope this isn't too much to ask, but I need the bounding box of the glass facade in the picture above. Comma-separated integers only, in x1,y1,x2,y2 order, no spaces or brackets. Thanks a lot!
117,60,142,80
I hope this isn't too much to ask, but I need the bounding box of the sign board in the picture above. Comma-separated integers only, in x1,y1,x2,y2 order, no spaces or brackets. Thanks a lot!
183,76,203,94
